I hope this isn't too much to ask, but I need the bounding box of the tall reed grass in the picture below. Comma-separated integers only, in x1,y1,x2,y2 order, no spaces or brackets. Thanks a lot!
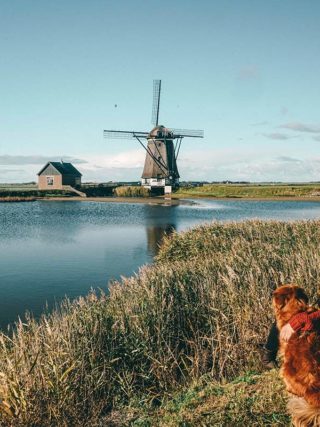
114,186,150,197
1,220,320,425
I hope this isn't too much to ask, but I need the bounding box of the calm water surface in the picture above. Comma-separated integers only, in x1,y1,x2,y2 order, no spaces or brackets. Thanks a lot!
1,199,320,329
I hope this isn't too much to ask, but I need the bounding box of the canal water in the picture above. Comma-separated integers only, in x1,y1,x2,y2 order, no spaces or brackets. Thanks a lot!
1,199,320,329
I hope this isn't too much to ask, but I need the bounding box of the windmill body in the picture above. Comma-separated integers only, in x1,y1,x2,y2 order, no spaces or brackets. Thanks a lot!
104,81,203,194
141,126,180,192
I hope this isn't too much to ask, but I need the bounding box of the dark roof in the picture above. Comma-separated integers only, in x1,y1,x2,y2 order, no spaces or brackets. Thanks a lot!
37,162,82,177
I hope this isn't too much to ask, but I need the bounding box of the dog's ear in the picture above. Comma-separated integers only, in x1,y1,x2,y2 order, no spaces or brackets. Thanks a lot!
295,287,309,305
273,286,294,309
273,292,290,309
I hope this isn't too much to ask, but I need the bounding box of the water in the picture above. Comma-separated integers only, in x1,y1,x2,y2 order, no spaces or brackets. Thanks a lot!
1,198,320,329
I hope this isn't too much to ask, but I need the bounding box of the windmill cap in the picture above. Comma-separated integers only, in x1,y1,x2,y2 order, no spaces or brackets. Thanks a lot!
149,125,173,138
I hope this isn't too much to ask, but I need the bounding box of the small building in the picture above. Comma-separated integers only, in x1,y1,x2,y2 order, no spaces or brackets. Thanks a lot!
38,161,82,190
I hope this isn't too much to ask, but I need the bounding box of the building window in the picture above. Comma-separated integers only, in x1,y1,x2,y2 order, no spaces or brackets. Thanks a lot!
47,176,54,186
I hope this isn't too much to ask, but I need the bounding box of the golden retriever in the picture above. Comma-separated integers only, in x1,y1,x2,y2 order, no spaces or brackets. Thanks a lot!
273,284,320,427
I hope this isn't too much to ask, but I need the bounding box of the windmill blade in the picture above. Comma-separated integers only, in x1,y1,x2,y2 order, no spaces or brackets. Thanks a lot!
151,79,161,126
104,130,149,139
171,128,204,138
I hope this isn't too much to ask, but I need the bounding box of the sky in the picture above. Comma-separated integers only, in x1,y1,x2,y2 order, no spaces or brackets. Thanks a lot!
1,0,320,183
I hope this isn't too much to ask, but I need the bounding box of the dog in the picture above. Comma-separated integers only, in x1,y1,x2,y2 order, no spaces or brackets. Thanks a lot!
273,284,320,427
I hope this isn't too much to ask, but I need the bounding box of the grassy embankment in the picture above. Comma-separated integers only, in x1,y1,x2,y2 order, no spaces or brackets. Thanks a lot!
2,220,320,425
0,184,148,200
3,182,320,201
0,184,75,202
175,183,320,199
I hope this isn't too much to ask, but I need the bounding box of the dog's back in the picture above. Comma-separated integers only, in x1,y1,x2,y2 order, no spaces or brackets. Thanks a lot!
283,331,320,406
288,396,320,427
273,285,320,426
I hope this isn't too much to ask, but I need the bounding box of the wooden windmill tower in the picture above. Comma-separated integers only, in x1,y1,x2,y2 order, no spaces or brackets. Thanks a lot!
104,80,204,194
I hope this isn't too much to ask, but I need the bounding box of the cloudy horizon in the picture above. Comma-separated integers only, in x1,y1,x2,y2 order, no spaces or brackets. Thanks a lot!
2,135,320,184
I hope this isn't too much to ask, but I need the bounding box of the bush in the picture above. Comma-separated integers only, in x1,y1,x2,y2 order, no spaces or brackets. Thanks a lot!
0,189,73,198
114,186,151,197
81,186,114,197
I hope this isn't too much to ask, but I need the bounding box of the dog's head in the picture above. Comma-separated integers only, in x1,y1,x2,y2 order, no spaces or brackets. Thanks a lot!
273,284,309,327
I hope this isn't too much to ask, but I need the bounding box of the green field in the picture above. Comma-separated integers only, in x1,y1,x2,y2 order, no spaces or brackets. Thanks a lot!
0,183,74,199
3,182,320,201
175,183,320,199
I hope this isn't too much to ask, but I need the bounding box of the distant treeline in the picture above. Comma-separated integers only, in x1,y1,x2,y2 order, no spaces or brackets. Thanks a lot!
0,189,74,198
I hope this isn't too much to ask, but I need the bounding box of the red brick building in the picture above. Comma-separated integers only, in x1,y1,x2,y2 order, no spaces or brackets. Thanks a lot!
38,161,82,190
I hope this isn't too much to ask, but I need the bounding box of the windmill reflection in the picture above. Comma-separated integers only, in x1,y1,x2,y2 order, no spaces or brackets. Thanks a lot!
144,204,178,256
146,223,175,255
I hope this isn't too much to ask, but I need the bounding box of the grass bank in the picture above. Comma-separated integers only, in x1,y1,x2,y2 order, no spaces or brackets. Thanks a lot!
103,370,289,426
0,197,36,202
0,189,75,199
175,183,320,199
2,220,320,425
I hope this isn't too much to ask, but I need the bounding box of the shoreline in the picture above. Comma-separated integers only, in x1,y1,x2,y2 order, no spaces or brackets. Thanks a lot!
41,195,320,203
175,195,320,202
2,195,320,204
39,196,195,205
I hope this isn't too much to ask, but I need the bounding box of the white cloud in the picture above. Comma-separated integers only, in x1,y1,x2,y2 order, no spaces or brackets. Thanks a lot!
2,147,320,183
280,122,320,133
251,121,269,126
177,149,320,182
0,155,87,165
79,148,320,183
80,149,145,172
0,168,33,183
238,65,260,80
0,150,145,183
262,133,293,140
277,156,302,163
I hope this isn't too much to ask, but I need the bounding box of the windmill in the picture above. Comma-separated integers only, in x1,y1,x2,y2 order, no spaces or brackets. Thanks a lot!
103,80,204,194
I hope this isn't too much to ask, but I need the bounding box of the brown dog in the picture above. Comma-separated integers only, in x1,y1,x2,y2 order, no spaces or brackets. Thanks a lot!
273,284,320,427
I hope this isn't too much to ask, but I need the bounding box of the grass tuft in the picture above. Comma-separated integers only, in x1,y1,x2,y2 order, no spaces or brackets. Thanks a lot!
114,186,151,197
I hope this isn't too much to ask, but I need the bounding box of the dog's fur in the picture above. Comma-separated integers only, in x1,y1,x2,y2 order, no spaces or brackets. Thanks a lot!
273,284,320,427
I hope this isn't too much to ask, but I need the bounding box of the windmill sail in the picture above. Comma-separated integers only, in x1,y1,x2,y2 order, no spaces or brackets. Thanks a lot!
170,128,204,138
151,80,161,126
103,130,149,139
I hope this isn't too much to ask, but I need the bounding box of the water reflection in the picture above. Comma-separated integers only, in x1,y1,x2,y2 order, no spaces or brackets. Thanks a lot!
1,199,320,329
144,204,178,255
146,224,175,255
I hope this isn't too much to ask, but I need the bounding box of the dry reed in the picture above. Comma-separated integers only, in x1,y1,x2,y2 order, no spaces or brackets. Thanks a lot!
114,186,150,197
0,220,319,425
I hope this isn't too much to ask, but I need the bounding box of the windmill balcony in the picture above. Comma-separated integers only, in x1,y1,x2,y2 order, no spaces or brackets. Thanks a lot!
142,178,166,187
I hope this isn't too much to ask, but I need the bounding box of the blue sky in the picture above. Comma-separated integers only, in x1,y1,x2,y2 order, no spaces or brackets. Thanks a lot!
1,0,320,182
